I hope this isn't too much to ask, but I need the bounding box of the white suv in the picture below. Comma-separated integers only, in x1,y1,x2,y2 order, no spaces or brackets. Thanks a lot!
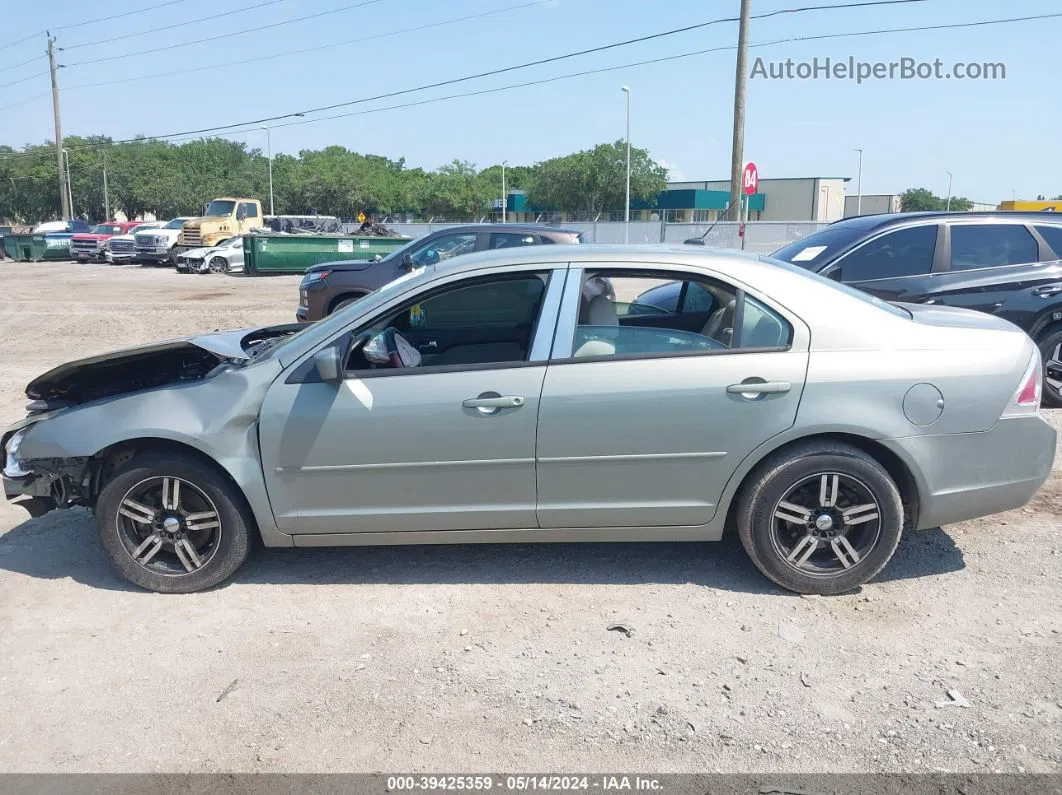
134,217,193,265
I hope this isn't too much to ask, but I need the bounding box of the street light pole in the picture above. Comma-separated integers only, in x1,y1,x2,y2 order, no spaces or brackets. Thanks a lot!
621,85,631,243
261,126,274,216
501,160,507,223
853,148,863,217
102,148,110,220
946,170,953,212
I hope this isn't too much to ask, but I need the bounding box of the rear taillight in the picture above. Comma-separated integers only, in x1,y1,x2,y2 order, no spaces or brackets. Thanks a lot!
1002,349,1042,417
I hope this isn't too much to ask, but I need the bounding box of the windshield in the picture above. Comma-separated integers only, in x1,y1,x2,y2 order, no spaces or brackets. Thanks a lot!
771,225,867,269
205,200,236,217
757,254,912,318
91,224,121,235
164,218,187,230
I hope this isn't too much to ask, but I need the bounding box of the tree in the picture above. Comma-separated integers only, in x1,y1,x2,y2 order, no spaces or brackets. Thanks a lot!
526,140,667,218
900,187,971,212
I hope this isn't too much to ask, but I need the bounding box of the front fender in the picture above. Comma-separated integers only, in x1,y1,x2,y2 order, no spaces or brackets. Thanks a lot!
15,360,292,547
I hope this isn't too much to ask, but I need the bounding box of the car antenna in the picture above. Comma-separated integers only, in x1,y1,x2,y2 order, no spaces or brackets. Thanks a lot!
698,198,738,241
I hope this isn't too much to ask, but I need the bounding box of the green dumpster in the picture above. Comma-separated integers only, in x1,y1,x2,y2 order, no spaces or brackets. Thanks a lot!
3,233,73,261
243,233,408,275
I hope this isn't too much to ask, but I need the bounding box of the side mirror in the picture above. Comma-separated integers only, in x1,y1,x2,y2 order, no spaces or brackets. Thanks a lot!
314,346,343,385
236,205,248,221
402,253,414,271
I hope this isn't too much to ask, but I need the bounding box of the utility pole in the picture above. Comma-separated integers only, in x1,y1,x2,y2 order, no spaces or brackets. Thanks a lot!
728,0,752,216
946,171,953,211
47,36,70,221
102,149,110,220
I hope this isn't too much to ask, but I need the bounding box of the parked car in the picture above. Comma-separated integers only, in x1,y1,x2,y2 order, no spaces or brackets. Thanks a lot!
104,222,162,264
768,211,1062,406
297,223,586,322
3,246,1054,594
135,217,194,265
33,219,92,235
71,221,144,263
175,236,244,274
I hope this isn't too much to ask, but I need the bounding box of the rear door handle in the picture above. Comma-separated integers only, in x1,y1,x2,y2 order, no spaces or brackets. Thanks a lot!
726,381,791,395
1033,284,1062,298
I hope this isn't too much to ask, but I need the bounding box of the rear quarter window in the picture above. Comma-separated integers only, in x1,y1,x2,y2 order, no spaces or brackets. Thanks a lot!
1035,225,1062,258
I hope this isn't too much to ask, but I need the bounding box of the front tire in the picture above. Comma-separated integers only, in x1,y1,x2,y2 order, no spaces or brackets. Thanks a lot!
96,452,252,593
207,256,228,274
1037,328,1062,408
736,441,903,595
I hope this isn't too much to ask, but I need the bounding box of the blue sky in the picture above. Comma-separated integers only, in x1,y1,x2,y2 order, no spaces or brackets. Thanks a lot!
0,0,1058,203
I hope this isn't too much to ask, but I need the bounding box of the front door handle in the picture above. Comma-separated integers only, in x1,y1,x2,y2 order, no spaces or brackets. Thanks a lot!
726,380,791,396
463,394,525,414
1033,284,1062,298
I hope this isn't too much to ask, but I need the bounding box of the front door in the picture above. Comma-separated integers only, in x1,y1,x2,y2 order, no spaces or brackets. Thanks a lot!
535,267,809,529
258,266,564,535
824,222,941,301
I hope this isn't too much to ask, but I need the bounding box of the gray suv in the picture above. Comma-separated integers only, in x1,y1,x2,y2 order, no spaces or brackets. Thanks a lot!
297,223,585,322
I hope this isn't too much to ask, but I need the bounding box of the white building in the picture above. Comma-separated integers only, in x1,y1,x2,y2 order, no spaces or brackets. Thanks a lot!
668,177,851,222
844,194,902,218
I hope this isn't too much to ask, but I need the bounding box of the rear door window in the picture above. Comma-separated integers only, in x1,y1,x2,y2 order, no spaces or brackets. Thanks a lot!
833,225,938,282
950,224,1039,270
1034,225,1062,259
489,232,538,249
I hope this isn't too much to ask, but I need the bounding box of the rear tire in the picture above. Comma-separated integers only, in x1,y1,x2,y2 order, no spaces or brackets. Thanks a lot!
1037,327,1062,408
329,294,366,315
96,452,253,593
736,441,903,595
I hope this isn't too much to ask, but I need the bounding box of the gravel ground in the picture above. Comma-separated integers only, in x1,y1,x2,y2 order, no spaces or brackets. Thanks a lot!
0,261,1060,774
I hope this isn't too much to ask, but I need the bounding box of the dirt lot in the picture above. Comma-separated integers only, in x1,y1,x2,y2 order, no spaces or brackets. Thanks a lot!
0,261,1060,774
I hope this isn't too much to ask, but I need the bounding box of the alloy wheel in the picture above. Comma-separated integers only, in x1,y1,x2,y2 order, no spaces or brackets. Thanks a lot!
115,476,222,576
208,256,228,274
770,472,881,577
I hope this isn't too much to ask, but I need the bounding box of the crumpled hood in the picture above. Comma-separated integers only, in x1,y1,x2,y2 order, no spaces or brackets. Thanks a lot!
25,324,302,403
177,245,219,259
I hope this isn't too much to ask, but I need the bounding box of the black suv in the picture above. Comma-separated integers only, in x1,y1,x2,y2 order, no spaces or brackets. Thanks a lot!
297,223,585,322
770,212,1062,406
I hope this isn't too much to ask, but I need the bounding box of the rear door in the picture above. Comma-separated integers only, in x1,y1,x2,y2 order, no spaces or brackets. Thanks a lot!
916,222,1061,318
535,264,809,529
820,222,941,301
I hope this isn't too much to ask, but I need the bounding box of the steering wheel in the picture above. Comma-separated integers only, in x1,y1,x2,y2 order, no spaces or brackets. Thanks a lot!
381,328,418,368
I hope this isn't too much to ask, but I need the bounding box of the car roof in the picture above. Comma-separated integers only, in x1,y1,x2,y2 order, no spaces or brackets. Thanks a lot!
428,243,765,274
829,211,1062,231
425,223,581,236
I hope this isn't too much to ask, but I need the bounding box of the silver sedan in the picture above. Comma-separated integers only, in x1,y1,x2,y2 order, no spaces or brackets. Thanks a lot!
2,246,1055,594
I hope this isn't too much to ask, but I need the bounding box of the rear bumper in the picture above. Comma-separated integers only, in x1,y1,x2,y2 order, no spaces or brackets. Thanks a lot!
883,415,1056,530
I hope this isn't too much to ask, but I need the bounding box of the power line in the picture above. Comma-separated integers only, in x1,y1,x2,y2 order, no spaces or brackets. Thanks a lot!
64,0,388,67
0,0,200,56
0,54,45,77
62,0,291,52
64,0,554,91
0,70,49,90
0,92,50,112
7,2,1047,163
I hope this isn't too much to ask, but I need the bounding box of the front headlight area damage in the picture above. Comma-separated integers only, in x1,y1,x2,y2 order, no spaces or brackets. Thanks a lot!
3,426,92,518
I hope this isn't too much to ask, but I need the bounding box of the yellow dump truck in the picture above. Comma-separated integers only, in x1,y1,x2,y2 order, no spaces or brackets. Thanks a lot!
173,198,264,256
998,200,1062,213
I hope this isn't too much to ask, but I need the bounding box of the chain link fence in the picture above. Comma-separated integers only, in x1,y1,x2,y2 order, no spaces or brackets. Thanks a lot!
352,221,828,254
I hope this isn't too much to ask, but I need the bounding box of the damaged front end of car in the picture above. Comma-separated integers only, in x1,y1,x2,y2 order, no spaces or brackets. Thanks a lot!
2,324,302,520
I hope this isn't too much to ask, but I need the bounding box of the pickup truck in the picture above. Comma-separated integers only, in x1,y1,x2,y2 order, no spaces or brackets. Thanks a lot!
134,217,195,265
174,198,263,257
104,222,162,264
71,221,143,262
